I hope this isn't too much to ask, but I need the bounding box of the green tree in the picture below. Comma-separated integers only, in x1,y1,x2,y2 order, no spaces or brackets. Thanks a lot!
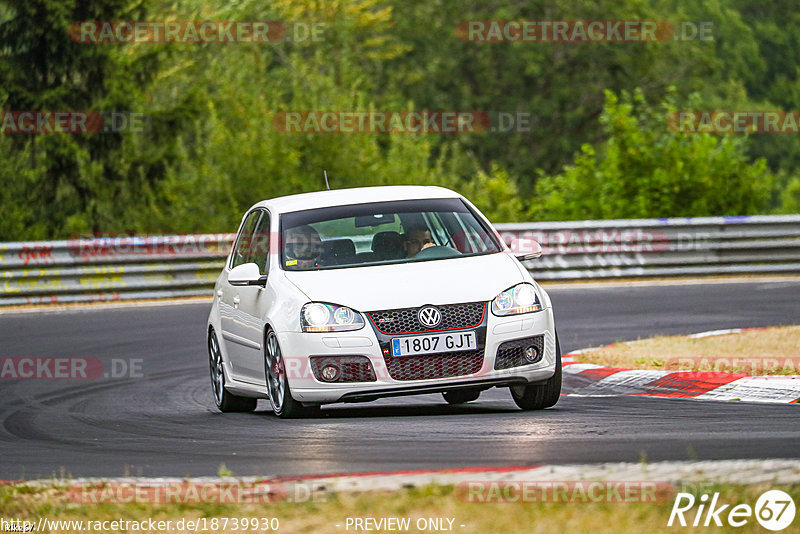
0,0,199,238
529,89,775,220
139,0,472,233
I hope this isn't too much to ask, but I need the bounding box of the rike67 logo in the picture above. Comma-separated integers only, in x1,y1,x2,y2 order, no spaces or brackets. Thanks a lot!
668,490,796,531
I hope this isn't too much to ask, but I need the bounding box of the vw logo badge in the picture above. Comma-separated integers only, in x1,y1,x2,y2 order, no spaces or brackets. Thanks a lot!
418,306,442,328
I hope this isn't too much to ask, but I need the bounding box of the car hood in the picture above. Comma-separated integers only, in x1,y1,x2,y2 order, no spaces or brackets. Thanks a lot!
282,252,526,311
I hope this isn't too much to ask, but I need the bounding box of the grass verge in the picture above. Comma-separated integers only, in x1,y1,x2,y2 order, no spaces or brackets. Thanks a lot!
572,326,800,375
2,481,799,533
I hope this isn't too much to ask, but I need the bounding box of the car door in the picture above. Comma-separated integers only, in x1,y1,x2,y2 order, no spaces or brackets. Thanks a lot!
220,209,262,383
229,210,274,385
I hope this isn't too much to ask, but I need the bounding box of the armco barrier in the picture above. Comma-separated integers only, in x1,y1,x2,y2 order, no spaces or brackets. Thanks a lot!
1,215,799,306
0,234,234,306
495,214,800,280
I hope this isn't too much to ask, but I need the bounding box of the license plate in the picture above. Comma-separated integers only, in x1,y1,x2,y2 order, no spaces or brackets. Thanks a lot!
391,331,477,356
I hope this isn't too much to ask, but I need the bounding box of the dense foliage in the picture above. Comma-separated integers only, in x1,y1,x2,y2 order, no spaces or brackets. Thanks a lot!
1,0,798,239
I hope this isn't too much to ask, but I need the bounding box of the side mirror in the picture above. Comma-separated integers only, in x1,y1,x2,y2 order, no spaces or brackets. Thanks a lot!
228,262,267,287
513,239,543,262
515,251,542,262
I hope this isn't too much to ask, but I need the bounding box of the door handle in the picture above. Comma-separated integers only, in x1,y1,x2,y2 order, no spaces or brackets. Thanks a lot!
233,295,240,308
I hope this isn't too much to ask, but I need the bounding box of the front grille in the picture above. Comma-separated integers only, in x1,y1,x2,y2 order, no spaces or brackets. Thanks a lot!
309,356,377,382
494,335,545,370
367,302,486,334
383,349,484,381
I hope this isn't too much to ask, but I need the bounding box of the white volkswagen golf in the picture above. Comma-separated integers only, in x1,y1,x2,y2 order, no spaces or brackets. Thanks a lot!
207,186,561,418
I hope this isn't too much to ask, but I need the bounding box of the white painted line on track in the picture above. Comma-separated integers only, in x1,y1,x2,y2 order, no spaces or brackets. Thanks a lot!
689,328,744,338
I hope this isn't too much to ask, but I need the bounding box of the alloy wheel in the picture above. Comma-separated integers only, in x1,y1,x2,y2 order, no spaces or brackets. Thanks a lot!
208,331,225,406
266,331,286,413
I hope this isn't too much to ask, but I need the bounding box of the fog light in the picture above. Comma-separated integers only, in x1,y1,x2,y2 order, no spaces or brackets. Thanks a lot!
524,346,540,363
321,365,339,381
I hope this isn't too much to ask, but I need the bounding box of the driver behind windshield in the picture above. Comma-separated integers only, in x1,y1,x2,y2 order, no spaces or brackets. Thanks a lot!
403,226,435,258
284,225,324,269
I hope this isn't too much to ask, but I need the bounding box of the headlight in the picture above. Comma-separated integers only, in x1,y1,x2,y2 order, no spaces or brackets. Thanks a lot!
491,283,543,316
301,303,365,332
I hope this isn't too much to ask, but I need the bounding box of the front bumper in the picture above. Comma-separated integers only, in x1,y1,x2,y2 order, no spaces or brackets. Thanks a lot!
277,306,557,404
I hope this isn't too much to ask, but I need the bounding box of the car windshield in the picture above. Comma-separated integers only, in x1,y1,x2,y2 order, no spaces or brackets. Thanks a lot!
280,198,502,271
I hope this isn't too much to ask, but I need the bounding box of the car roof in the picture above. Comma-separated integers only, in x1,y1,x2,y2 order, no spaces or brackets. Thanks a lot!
252,185,463,215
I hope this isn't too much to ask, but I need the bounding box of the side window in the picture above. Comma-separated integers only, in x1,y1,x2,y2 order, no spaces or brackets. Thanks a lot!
455,212,492,253
250,212,271,274
230,211,261,269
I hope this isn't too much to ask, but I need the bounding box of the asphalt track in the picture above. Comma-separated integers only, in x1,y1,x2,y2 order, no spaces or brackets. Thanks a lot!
1,280,798,479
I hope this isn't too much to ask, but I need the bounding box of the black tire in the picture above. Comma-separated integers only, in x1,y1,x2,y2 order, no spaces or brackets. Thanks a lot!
264,329,314,419
510,335,562,410
442,390,481,404
208,329,257,413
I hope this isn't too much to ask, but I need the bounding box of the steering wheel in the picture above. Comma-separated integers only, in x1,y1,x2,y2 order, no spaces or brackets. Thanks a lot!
413,245,461,260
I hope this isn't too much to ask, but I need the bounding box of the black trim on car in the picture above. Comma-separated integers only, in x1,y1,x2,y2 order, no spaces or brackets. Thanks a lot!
336,377,530,403
228,207,271,272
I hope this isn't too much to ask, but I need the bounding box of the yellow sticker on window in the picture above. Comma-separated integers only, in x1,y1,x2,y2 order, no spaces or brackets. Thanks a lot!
285,259,298,266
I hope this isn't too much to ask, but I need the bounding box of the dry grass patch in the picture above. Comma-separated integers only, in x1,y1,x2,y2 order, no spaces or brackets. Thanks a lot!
2,482,799,534
572,326,800,375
